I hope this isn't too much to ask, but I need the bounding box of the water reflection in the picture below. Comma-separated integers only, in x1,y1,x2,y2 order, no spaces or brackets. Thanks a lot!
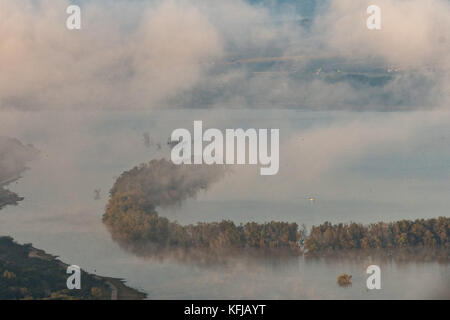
305,247,450,265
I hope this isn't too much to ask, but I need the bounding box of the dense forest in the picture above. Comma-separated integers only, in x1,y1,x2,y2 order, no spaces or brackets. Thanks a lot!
103,160,450,256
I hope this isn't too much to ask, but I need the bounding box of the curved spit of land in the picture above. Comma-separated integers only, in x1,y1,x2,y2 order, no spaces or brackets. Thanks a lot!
102,159,450,261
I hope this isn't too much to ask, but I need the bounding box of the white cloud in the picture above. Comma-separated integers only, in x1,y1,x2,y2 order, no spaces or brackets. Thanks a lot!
0,0,448,111
0,0,221,110
315,0,450,68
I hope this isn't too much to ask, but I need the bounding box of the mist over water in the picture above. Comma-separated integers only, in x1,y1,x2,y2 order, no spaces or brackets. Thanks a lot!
0,109,449,299
0,0,449,299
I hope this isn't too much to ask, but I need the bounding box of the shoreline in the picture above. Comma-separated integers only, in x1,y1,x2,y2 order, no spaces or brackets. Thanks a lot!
27,243,147,300
0,236,146,300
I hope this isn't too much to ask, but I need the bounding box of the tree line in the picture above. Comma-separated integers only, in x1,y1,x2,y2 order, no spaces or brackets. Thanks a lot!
0,237,110,300
305,217,450,252
103,162,450,254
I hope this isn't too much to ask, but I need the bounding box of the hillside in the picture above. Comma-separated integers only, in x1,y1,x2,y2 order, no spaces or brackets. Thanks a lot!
0,236,146,300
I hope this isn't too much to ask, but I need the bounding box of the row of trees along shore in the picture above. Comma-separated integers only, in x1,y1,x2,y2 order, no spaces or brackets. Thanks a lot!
102,160,449,253
305,217,449,252
103,189,449,253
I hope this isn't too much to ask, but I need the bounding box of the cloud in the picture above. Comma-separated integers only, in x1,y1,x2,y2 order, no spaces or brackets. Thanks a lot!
205,111,450,206
315,0,450,68
172,0,450,110
0,0,448,111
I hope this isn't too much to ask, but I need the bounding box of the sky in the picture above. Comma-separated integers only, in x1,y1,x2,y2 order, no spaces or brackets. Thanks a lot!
0,0,448,111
